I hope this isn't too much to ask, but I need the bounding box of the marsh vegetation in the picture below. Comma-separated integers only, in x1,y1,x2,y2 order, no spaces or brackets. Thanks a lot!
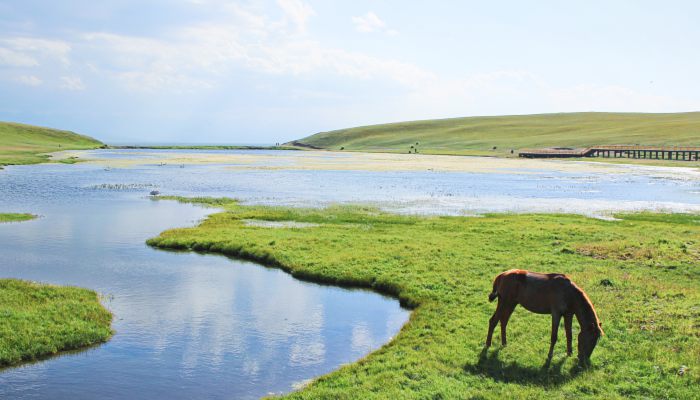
0,213,36,223
149,198,699,399
0,213,112,367
0,279,112,367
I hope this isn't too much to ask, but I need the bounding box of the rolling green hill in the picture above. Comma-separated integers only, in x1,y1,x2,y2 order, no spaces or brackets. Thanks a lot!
291,112,700,156
0,121,103,166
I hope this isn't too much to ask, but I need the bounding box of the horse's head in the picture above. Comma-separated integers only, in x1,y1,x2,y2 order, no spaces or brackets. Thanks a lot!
577,321,603,363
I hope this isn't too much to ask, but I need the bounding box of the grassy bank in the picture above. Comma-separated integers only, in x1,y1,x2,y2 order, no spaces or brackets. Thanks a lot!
0,121,103,166
147,197,699,399
291,112,700,158
0,213,36,223
0,279,113,367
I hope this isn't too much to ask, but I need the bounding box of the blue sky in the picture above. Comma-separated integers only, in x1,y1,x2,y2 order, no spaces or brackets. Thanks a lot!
1,0,699,144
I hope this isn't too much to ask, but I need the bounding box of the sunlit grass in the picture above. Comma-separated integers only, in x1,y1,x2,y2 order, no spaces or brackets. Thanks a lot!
0,279,113,367
0,214,112,367
293,112,700,162
0,213,36,223
148,198,700,399
0,121,103,166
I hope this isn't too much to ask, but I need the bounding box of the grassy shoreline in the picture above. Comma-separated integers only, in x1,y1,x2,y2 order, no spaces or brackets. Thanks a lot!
299,147,700,169
148,197,699,399
0,214,113,367
291,112,700,167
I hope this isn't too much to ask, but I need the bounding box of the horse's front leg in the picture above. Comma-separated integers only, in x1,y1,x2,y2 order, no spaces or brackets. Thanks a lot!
499,302,516,346
564,313,573,356
548,311,562,361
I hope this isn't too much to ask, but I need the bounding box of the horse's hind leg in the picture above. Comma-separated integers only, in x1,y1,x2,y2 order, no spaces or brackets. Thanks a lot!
564,313,573,356
485,301,501,347
499,302,516,346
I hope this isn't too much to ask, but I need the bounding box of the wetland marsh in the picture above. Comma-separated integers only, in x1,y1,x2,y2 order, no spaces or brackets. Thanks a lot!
1,148,699,398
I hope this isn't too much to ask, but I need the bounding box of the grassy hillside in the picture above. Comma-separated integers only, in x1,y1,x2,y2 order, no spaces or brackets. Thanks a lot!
291,112,700,156
149,198,699,399
0,121,103,166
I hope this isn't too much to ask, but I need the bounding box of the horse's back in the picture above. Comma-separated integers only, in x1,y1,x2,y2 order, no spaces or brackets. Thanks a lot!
497,270,575,314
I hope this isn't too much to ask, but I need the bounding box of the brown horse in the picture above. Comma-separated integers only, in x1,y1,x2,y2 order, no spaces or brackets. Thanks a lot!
485,269,603,364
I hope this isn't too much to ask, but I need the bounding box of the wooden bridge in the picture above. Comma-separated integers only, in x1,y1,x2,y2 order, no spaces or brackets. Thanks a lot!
519,145,700,161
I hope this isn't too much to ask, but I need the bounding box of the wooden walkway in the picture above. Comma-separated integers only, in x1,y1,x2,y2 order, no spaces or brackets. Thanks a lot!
519,145,700,161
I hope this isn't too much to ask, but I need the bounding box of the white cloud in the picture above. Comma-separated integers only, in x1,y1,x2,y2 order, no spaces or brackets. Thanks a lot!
0,47,38,67
14,75,42,86
276,0,315,33
60,76,85,90
2,1,695,119
75,4,430,92
0,37,71,66
352,12,397,35
0,3,422,94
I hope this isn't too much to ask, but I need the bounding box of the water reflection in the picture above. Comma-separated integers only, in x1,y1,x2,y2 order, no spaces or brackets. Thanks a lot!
0,162,409,400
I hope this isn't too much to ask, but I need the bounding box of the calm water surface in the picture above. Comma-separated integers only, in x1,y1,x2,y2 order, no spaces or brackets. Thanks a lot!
75,149,700,216
2,149,700,399
0,158,409,399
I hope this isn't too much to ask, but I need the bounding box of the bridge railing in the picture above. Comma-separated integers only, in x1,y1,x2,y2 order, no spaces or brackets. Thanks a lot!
592,145,700,151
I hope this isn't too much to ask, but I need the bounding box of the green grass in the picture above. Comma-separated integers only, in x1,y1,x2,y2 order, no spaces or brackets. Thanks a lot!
0,279,113,367
1,214,112,366
0,213,36,223
147,198,699,399
291,112,700,157
0,121,103,166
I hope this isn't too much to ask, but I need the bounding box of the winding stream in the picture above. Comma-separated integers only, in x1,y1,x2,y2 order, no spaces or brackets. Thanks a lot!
0,160,408,399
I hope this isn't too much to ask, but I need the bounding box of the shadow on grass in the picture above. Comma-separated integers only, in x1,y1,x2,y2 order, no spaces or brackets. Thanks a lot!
463,347,581,386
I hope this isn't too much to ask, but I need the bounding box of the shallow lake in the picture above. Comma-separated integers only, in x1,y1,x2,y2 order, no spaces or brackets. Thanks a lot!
62,149,700,216
1,149,700,399
0,159,408,399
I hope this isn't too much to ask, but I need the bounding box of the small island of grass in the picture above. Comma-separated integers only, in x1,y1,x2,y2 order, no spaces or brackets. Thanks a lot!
0,213,36,223
0,213,113,367
148,197,699,399
0,279,113,367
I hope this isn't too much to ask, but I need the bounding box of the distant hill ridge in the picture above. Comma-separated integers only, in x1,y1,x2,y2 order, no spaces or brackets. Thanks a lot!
290,112,700,156
0,121,103,166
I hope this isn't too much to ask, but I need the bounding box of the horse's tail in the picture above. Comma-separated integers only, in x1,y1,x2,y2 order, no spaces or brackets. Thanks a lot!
488,290,498,302
488,273,503,302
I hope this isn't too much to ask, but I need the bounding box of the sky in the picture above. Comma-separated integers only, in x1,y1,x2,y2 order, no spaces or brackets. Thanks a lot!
1,0,699,144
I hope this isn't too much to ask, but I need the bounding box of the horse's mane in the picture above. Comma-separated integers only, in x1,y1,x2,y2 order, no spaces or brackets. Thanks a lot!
572,281,604,335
